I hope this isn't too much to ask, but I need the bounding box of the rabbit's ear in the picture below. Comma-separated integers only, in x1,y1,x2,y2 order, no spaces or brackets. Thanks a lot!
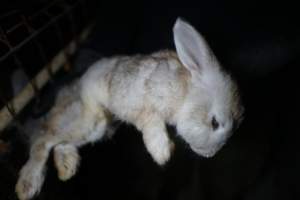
173,18,217,76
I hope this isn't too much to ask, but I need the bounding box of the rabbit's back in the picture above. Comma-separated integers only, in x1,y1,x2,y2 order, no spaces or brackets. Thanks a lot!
81,50,190,125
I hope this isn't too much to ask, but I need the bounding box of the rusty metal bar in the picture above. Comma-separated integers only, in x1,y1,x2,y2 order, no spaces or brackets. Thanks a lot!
0,0,93,134
0,25,93,133
0,0,83,63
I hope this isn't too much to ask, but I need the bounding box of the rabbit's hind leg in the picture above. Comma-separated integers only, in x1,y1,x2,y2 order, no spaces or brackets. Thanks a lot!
16,133,60,200
16,105,108,200
53,144,80,181
53,106,109,181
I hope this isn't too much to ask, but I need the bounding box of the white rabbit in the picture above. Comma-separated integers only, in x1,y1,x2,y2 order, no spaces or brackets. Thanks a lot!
15,18,244,200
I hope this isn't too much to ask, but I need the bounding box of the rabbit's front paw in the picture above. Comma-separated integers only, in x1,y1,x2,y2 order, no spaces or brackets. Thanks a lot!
16,163,44,200
54,144,80,181
144,132,174,165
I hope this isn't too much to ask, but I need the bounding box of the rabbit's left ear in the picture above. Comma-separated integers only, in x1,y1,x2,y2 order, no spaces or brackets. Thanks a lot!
173,18,218,76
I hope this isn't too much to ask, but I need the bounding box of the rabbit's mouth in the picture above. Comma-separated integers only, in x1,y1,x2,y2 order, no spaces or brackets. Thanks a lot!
191,146,217,158
191,140,226,158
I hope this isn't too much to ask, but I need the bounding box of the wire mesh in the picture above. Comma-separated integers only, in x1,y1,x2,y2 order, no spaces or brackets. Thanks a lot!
0,0,93,133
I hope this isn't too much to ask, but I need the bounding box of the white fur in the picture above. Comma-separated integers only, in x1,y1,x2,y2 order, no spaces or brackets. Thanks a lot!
54,144,80,181
16,18,243,200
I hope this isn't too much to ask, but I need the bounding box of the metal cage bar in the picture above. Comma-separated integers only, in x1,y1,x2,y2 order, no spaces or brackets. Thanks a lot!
0,0,94,133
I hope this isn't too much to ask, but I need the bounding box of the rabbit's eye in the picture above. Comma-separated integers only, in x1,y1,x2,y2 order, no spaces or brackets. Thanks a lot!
211,116,219,131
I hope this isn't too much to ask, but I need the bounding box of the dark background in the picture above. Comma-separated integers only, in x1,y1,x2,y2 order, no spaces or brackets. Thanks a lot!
1,0,299,199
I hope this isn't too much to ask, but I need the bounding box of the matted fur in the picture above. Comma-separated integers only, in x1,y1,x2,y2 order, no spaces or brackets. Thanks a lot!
15,18,243,200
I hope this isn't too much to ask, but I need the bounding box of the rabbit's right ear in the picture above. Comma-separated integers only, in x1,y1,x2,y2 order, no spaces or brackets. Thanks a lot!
173,18,217,76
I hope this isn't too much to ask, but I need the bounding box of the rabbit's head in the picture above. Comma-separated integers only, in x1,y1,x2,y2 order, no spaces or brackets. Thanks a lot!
174,18,244,157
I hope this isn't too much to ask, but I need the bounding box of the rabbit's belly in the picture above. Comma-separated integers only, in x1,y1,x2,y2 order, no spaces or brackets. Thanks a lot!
107,85,146,123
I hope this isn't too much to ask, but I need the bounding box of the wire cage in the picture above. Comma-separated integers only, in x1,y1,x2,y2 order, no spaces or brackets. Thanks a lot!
0,1,95,198
0,0,94,136
1,1,299,200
